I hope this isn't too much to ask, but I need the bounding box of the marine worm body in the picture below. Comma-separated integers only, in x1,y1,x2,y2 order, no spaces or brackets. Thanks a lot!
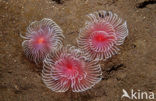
42,45,102,92
21,18,64,63
77,11,128,60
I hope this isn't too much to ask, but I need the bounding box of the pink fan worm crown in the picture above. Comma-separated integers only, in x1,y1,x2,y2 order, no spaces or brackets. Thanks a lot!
42,45,102,92
21,18,64,63
77,10,128,60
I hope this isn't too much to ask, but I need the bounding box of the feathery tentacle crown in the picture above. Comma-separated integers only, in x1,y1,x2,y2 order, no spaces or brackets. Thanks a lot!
77,10,128,60
21,18,64,63
42,45,102,92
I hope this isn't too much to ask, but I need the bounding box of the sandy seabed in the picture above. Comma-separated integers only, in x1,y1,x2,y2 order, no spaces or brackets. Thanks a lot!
0,0,156,101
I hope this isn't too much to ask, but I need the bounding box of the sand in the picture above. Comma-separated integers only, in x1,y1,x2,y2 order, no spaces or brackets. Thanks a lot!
0,0,156,101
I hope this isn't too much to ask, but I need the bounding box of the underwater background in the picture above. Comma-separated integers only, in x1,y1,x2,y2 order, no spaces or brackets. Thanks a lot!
0,0,156,101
